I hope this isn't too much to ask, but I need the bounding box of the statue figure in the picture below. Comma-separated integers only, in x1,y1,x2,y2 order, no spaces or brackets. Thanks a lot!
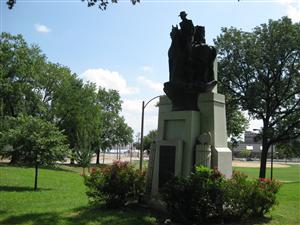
164,12,217,111
191,26,216,85
178,11,194,56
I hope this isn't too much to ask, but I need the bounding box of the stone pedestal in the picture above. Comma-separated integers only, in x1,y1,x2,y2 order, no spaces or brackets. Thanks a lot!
147,93,232,196
198,92,232,178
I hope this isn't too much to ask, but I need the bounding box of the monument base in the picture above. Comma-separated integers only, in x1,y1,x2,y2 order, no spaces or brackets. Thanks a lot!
147,93,232,196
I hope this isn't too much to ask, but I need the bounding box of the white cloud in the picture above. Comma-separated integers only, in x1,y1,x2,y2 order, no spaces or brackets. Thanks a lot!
81,68,139,95
35,23,51,33
137,76,164,93
279,0,300,22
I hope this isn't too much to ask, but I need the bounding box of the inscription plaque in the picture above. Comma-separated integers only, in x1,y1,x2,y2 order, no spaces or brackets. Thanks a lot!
159,145,176,188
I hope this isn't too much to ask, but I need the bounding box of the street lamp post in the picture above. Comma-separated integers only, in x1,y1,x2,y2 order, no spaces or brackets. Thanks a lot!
140,100,145,171
271,143,274,180
139,95,162,171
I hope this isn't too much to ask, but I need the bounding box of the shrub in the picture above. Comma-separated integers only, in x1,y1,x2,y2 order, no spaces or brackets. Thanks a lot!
223,171,281,221
84,161,145,208
223,171,253,220
161,167,281,224
247,177,281,217
161,166,226,224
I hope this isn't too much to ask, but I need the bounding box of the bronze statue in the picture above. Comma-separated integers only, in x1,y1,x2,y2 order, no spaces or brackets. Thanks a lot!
179,11,194,55
164,12,217,111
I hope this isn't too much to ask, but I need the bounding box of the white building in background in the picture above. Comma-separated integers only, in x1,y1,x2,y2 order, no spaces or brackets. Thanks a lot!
233,131,264,158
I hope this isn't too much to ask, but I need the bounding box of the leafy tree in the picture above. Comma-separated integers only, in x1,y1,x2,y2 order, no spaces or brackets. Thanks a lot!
6,0,140,10
36,63,75,121
276,139,300,159
53,78,102,168
0,33,71,163
0,32,46,119
240,149,252,159
1,33,133,169
215,17,300,178
111,116,133,160
133,130,157,154
83,0,140,10
73,83,102,171
0,32,78,123
95,88,122,164
114,116,134,146
143,129,157,153
0,115,69,190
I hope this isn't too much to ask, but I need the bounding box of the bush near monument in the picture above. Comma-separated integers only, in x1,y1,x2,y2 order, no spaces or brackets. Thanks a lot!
161,166,281,224
84,161,146,208
161,166,225,224
224,171,281,219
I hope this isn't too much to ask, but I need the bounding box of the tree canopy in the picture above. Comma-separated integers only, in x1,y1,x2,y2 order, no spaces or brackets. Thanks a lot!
215,17,300,178
6,0,140,10
0,115,69,190
0,32,133,168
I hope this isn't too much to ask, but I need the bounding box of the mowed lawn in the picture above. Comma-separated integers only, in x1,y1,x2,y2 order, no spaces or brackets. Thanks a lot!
0,163,299,225
233,165,300,225
0,164,156,225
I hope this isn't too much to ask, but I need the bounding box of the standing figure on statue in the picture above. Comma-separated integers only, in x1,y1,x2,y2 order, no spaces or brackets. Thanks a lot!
179,11,194,54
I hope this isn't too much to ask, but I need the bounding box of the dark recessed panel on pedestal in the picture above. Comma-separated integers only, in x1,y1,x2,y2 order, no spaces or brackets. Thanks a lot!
159,145,176,188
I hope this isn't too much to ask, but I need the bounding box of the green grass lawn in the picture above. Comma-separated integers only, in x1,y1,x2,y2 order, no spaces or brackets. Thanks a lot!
233,165,300,225
0,163,299,225
0,164,156,225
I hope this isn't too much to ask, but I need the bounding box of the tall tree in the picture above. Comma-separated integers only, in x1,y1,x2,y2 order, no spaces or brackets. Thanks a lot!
95,88,122,164
0,32,46,118
53,78,102,166
134,129,158,152
75,83,102,169
215,17,300,178
114,116,134,146
83,0,140,10
6,0,140,10
276,139,300,159
0,115,69,190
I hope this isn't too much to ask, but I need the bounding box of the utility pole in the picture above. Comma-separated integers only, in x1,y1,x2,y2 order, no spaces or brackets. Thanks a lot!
139,95,162,171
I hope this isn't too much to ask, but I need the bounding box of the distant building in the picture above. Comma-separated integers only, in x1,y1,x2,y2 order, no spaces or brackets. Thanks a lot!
233,131,266,158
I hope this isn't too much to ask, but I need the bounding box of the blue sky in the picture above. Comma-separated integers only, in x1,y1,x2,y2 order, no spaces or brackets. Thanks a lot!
1,0,300,137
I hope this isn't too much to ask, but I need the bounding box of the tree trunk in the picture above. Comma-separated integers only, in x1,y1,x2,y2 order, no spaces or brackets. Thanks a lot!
130,145,132,163
10,154,19,164
96,149,100,164
34,162,38,191
259,137,269,178
103,150,105,164
116,146,119,160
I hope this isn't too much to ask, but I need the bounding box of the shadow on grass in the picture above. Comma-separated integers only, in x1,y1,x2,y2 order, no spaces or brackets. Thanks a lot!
0,162,108,174
66,206,156,225
0,210,7,216
220,217,272,225
0,212,61,225
0,185,52,192
0,205,275,225
0,206,156,225
0,162,78,173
